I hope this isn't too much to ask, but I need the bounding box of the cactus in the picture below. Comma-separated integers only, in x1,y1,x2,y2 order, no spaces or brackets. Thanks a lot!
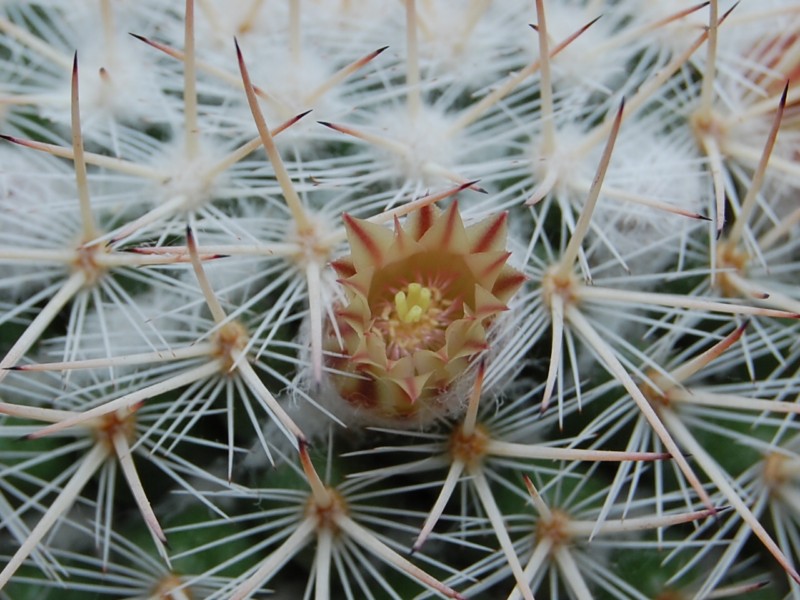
1,1,799,598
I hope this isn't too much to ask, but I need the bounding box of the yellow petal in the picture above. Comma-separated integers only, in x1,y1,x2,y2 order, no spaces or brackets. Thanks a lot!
465,211,508,253
390,214,425,258
463,251,512,289
444,319,488,361
405,203,440,241
343,213,394,271
472,284,509,320
492,265,527,304
418,201,468,254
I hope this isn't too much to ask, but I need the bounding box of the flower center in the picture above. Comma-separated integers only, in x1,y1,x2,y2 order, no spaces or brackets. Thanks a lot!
394,283,432,323
375,281,456,360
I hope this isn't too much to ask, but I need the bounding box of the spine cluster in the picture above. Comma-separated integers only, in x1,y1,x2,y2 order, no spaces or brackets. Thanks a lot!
0,1,799,599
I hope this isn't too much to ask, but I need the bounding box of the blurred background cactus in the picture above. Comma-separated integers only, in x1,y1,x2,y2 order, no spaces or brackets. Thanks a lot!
1,1,800,598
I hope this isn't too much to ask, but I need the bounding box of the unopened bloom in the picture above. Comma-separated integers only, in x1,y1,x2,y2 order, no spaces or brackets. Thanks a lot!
324,201,524,427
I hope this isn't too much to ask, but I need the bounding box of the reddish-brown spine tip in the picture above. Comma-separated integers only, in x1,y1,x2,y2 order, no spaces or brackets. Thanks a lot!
752,580,770,591
459,179,480,192
583,15,603,32
779,80,789,108
720,2,739,24
318,120,342,132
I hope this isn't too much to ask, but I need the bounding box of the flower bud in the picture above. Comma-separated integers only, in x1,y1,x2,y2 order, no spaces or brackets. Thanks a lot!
324,201,524,427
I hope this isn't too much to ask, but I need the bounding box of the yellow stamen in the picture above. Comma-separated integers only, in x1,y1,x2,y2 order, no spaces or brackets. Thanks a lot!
395,283,432,323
